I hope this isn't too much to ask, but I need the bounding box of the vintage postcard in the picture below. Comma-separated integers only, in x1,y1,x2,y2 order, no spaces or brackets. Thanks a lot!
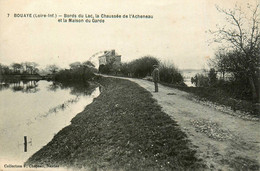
0,0,259,170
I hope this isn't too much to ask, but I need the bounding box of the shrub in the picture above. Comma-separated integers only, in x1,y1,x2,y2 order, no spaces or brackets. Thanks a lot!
208,68,218,86
54,66,94,82
128,56,159,78
99,58,121,75
191,74,209,87
118,57,185,85
159,63,183,84
99,64,110,74
119,63,131,76
216,78,253,101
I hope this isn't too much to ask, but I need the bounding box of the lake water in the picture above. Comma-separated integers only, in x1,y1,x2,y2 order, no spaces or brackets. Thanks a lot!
180,69,203,87
0,80,100,167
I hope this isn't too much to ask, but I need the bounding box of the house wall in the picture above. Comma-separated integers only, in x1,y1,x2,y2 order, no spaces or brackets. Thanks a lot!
98,50,121,66
99,56,106,66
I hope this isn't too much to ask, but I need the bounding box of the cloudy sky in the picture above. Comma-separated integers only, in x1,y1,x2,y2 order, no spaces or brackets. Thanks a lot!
0,0,257,69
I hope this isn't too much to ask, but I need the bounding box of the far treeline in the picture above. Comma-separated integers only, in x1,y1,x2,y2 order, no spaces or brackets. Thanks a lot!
0,62,63,76
40,56,184,87
0,62,40,75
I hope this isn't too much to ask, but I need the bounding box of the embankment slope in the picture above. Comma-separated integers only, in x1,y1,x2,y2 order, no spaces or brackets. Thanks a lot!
25,77,203,170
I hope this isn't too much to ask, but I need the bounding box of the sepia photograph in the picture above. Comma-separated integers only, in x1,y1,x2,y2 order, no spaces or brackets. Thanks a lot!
0,0,259,170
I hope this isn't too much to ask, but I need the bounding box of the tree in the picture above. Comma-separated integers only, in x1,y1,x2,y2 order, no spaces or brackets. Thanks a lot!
30,62,39,74
209,49,229,79
11,63,22,73
210,3,260,102
119,63,131,76
21,62,39,74
191,74,209,87
159,62,184,84
0,64,10,74
47,64,59,74
82,61,97,73
98,58,118,74
208,68,218,86
22,62,31,74
0,63,5,75
69,62,81,70
128,56,159,78
82,61,95,68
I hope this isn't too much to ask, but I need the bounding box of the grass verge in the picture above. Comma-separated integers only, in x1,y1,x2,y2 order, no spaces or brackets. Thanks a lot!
160,82,259,118
25,76,204,170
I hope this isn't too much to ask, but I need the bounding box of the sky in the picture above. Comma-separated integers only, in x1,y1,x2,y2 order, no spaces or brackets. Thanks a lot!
0,0,258,69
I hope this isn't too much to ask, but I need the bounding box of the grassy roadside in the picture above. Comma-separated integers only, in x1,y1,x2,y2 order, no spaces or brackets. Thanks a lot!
160,82,259,118
110,74,259,117
25,76,204,170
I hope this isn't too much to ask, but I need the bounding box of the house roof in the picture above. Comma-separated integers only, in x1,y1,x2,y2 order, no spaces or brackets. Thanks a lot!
98,50,121,59
104,50,120,56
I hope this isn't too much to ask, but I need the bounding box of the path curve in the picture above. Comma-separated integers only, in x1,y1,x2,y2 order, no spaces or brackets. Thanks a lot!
101,75,260,171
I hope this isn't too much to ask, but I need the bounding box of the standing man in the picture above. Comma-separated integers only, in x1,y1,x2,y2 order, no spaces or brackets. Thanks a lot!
152,64,159,92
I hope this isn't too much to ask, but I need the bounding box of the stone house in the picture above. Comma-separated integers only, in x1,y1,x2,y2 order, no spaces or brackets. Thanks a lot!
98,50,121,67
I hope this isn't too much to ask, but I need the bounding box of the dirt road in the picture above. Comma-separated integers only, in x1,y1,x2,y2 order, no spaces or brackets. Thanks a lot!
102,75,260,170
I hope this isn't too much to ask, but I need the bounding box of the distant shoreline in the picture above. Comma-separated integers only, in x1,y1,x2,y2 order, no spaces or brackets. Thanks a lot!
0,74,42,81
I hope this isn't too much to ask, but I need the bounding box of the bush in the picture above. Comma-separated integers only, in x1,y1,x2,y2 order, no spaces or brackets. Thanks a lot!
159,63,183,84
191,74,209,87
99,59,121,75
99,64,111,74
216,78,253,101
118,57,185,85
54,66,95,82
191,68,254,101
119,63,131,76
208,68,217,86
127,56,159,78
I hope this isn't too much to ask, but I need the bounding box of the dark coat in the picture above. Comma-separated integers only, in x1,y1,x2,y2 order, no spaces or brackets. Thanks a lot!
152,68,159,82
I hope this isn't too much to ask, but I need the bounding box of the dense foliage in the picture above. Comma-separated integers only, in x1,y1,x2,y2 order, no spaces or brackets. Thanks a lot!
191,4,260,102
126,56,159,78
0,62,39,75
209,4,260,102
123,57,184,85
100,56,160,77
54,62,96,82
191,69,218,87
159,63,184,84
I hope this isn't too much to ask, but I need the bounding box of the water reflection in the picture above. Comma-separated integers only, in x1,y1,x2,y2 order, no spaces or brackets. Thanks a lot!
47,82,60,92
0,80,39,93
47,81,95,96
0,82,9,91
0,80,100,166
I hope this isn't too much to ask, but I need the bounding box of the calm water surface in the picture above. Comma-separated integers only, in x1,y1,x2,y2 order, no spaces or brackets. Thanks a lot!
0,80,100,166
180,69,203,87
